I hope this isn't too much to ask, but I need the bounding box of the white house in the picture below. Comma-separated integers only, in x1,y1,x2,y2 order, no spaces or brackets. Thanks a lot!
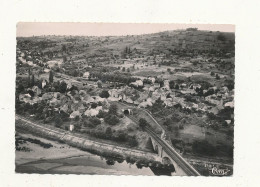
84,108,99,117
42,79,47,88
69,124,75,131
83,72,90,79
131,80,143,87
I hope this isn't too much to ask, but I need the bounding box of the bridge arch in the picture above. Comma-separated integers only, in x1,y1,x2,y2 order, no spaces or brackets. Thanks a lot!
154,145,159,154
122,109,133,115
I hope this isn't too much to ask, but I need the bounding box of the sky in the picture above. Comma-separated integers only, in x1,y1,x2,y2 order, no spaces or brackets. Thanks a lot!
17,22,235,37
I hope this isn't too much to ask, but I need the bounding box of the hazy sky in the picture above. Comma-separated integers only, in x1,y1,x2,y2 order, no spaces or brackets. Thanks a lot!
17,22,235,37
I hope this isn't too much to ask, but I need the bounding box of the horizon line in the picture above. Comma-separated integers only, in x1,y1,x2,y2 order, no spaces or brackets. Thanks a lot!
17,23,235,37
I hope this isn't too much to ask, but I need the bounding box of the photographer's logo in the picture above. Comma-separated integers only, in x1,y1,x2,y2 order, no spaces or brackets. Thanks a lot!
211,167,230,176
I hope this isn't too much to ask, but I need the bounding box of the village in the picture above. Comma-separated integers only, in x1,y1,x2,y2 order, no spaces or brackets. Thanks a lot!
15,28,235,175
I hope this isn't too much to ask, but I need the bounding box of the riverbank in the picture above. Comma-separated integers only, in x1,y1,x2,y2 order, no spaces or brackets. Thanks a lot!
15,132,155,175
15,115,175,172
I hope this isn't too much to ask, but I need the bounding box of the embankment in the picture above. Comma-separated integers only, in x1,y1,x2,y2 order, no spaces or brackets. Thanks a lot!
15,116,160,164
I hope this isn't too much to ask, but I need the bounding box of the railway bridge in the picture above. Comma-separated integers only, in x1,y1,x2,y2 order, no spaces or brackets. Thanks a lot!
120,103,200,176
146,127,200,176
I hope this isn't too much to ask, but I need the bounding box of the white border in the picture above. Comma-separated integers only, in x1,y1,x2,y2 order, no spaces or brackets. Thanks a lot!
1,0,260,186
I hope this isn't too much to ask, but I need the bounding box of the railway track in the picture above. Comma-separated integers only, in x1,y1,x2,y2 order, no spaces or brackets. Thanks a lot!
145,127,200,176
127,114,200,175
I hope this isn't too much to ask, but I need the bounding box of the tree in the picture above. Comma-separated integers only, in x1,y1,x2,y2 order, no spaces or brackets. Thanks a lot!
55,116,63,128
105,115,119,125
89,117,101,126
28,68,31,86
97,81,102,88
99,90,110,98
63,56,67,62
73,69,78,77
49,70,54,83
163,118,172,127
122,67,126,72
62,45,67,53
97,110,107,118
28,90,34,97
139,118,148,129
17,84,24,94
108,104,118,115
59,81,67,93
216,74,220,80
91,102,98,109
217,34,226,41
169,80,175,89
105,127,112,138
31,74,35,86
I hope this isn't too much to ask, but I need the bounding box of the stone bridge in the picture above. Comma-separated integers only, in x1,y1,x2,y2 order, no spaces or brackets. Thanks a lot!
148,127,200,176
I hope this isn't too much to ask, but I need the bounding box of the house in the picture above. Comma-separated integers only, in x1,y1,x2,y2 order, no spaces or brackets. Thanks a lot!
19,93,31,102
149,86,155,92
53,92,61,99
44,68,50,73
31,86,42,96
164,100,174,107
148,77,156,84
84,108,99,117
93,96,105,102
198,103,207,112
60,95,71,105
78,103,86,113
224,101,234,108
225,120,232,125
79,90,87,96
42,92,54,100
153,83,160,89
83,94,95,103
164,80,170,87
71,80,83,89
190,83,201,90
70,110,81,118
108,89,117,98
130,80,143,87
83,72,90,79
181,89,196,94
42,79,47,88
220,86,229,94
181,83,187,88
71,102,84,112
138,101,153,108
49,98,61,107
162,85,170,91
60,104,69,113
125,98,134,104
69,124,75,131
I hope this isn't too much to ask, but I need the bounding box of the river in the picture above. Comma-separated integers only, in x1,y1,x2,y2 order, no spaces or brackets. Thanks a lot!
15,132,157,175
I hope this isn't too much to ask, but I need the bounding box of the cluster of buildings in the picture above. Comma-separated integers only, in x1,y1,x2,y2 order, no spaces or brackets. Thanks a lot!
107,78,234,116
18,82,111,120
